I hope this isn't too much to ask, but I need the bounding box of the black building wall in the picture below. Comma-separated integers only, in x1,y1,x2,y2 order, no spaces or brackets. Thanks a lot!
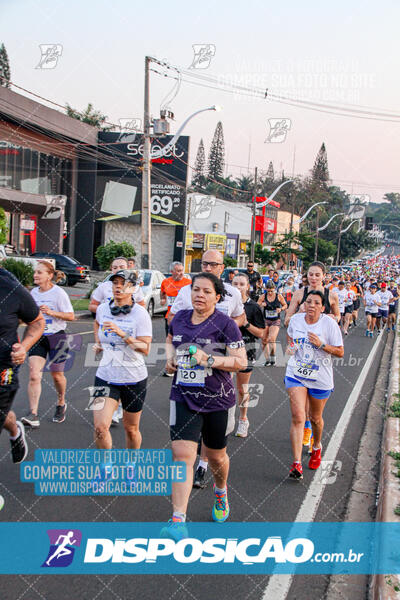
73,156,97,267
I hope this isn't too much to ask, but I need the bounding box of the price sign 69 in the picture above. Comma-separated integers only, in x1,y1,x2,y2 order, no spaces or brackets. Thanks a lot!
151,195,180,216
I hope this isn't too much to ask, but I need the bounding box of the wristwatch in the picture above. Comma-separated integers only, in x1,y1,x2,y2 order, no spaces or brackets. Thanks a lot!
319,343,326,350
207,354,215,368
243,322,250,329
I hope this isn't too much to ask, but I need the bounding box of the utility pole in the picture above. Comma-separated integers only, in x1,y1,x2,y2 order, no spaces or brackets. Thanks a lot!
336,216,345,264
314,207,320,260
141,56,152,269
250,166,258,262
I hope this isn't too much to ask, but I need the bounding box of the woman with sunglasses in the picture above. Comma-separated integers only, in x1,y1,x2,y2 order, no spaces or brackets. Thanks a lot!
92,270,152,450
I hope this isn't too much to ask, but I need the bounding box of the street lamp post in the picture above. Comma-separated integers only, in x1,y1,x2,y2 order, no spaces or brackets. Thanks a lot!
141,56,219,268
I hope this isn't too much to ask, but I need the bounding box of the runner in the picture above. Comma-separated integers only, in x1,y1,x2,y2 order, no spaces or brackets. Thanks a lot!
343,281,356,335
246,261,262,301
92,270,152,450
168,249,245,489
89,256,145,425
257,281,287,366
232,273,265,437
388,280,399,331
377,282,393,332
363,283,381,337
285,290,344,479
161,272,247,537
350,277,363,327
21,261,74,427
0,266,44,463
336,281,347,327
160,260,191,340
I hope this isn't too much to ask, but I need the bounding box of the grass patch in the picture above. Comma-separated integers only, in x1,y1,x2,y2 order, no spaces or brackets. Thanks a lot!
388,451,400,478
389,400,400,418
71,298,89,311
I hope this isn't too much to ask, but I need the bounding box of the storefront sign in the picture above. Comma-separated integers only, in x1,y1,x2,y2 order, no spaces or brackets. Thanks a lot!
20,219,36,231
192,233,205,248
185,230,194,249
205,233,226,251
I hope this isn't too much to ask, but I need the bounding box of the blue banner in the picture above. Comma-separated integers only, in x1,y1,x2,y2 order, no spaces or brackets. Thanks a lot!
0,522,399,574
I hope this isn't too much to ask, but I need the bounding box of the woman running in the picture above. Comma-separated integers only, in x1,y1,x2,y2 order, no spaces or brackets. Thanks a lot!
232,273,265,437
285,290,344,479
343,281,355,335
92,269,152,449
162,272,247,537
258,281,287,366
363,283,381,337
22,261,74,427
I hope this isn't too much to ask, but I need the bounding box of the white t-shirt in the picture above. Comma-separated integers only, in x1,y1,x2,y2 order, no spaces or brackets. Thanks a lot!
30,285,73,335
287,313,343,390
96,302,152,384
378,290,393,310
91,280,144,306
364,291,380,314
170,281,244,318
336,289,347,313
344,289,356,307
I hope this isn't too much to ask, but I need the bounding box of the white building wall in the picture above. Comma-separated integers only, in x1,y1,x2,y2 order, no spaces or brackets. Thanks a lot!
104,222,175,272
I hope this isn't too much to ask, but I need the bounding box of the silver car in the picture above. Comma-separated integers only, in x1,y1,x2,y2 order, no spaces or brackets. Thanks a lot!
138,269,167,317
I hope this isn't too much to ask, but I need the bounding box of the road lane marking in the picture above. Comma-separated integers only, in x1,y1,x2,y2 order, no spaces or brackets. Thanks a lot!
262,331,384,599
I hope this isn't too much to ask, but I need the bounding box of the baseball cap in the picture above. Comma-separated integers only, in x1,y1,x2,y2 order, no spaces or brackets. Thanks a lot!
370,283,378,288
381,282,387,288
110,270,137,285
339,280,345,285
266,280,276,289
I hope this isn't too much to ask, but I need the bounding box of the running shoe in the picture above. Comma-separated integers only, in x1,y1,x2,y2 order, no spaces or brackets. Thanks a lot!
21,411,40,428
160,519,188,541
302,421,312,447
111,409,120,426
269,356,276,366
365,329,369,337
212,486,230,523
308,445,322,470
392,325,396,331
193,466,207,489
116,403,123,420
264,359,271,367
53,404,67,423
10,421,28,464
235,419,249,438
162,371,174,377
289,462,303,480
387,328,391,332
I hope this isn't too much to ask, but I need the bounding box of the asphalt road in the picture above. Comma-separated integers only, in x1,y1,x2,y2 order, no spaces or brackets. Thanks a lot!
0,301,389,600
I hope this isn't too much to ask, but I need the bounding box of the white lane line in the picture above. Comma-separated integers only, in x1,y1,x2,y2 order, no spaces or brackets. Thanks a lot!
262,332,384,599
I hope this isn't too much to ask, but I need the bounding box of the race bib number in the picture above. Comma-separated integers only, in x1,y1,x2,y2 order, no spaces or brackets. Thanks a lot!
176,356,205,387
294,361,319,381
167,296,176,306
44,317,54,334
265,310,278,319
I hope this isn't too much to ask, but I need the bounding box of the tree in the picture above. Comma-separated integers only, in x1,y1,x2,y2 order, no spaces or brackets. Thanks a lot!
0,207,8,244
311,142,330,187
266,161,274,181
207,121,225,181
0,43,11,88
65,102,111,129
95,240,136,271
192,139,206,189
223,256,237,267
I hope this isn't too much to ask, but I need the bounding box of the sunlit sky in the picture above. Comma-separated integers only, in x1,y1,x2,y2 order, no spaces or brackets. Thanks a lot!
2,0,400,203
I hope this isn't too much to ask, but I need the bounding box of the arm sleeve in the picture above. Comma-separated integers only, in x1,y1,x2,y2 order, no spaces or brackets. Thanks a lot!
57,288,74,313
91,284,104,303
230,287,245,318
170,286,190,315
17,288,41,323
136,308,153,337
253,304,266,329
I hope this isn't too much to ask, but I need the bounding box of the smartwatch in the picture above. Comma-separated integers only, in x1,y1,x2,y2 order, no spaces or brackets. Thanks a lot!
207,355,215,368
243,322,250,329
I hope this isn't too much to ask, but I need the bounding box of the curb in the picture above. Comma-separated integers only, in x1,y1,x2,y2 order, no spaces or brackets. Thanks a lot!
370,318,400,600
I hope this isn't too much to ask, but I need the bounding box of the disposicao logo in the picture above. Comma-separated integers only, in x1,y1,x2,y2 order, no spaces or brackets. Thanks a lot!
42,529,82,567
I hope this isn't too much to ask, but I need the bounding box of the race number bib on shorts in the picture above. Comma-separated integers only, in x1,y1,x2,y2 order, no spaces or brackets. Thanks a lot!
176,355,205,387
294,360,319,381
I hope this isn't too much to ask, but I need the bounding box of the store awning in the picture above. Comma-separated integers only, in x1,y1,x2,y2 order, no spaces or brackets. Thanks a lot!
0,188,47,215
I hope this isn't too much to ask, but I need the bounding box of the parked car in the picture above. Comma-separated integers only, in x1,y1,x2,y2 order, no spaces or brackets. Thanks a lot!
221,268,248,282
0,245,55,270
30,252,90,286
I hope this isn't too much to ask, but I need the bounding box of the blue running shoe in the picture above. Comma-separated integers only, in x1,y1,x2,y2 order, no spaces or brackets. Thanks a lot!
160,519,188,541
365,329,369,337
212,486,230,523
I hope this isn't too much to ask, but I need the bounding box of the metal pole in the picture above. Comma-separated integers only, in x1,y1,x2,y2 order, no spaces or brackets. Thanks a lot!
141,56,151,269
336,216,344,264
250,166,258,262
314,208,319,260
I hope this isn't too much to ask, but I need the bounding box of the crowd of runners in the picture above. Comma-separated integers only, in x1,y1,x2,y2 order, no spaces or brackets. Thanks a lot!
0,247,399,538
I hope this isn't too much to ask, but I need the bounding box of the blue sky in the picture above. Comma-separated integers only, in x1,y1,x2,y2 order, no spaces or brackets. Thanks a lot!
2,0,400,202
